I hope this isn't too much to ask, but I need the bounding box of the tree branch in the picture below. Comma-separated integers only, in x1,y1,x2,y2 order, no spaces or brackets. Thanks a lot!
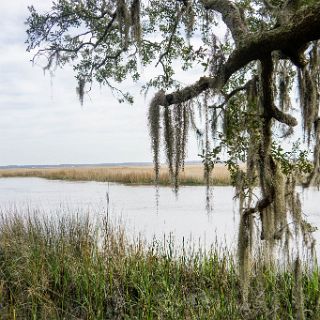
243,194,274,217
271,106,298,127
262,0,277,11
201,0,248,45
210,76,258,110
160,2,320,107
94,12,117,48
156,7,184,67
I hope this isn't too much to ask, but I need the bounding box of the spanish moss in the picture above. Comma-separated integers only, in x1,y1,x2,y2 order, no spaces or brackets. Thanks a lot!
238,212,253,301
183,0,195,40
131,0,141,46
76,78,85,105
148,91,163,183
278,60,292,112
173,103,183,191
203,92,213,209
117,0,130,49
163,106,174,178
181,103,190,171
294,257,305,320
298,68,318,144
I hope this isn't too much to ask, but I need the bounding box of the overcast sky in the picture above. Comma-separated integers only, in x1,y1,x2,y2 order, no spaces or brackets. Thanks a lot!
0,1,203,166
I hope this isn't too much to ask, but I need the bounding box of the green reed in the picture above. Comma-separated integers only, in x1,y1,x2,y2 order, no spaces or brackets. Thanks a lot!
0,213,319,319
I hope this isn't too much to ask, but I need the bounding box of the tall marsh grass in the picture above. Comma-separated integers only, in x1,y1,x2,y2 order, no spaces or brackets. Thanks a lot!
0,164,231,186
0,212,319,319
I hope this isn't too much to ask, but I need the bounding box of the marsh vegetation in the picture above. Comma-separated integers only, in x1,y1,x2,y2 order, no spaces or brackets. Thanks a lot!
0,164,231,186
0,213,319,320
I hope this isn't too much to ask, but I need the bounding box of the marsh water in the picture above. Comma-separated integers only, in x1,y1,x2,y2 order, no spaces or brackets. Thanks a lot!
0,177,319,254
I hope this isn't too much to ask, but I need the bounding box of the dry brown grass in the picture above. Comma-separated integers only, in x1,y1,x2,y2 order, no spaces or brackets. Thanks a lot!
0,164,231,185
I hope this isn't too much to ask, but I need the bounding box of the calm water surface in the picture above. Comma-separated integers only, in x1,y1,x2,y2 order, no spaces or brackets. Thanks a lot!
0,177,319,253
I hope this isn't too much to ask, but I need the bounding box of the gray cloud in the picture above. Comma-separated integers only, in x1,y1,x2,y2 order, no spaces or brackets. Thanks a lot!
0,0,201,166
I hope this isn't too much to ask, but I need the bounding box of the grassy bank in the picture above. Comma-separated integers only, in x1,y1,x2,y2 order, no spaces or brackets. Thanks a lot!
0,213,319,319
0,164,231,186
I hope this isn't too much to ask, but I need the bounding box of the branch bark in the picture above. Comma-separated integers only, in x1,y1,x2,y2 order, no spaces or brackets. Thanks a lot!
201,0,248,45
272,106,297,127
243,195,274,217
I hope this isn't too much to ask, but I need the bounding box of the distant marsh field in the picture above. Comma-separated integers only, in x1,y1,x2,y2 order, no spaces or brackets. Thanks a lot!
0,164,231,186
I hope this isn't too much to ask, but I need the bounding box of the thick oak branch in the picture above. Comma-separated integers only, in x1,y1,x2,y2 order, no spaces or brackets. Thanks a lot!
162,2,320,107
201,0,247,45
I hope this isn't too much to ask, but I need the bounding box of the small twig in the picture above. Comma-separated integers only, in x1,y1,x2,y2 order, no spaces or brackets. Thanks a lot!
155,6,184,67
209,76,258,110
